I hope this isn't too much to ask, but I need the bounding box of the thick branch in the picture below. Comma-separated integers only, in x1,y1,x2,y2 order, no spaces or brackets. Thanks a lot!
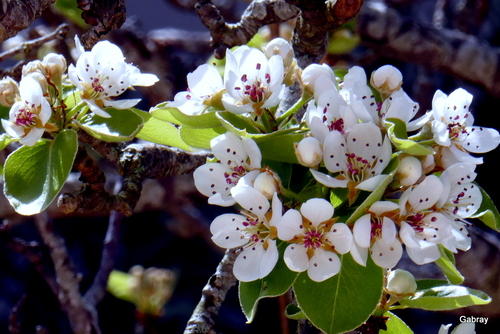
195,0,300,59
357,1,500,97
184,248,239,334
0,0,56,43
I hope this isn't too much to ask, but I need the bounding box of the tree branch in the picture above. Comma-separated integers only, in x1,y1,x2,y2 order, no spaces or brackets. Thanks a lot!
357,0,500,97
184,248,239,334
0,0,56,43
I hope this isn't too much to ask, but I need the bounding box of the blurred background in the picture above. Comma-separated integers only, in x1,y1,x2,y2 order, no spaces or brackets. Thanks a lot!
1,0,500,333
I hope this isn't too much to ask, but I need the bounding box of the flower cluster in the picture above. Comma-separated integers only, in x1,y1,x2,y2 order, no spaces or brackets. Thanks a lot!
0,37,158,146
187,38,499,284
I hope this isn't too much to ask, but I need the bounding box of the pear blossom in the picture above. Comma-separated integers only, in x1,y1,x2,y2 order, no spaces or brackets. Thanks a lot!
395,155,423,187
370,65,403,96
310,123,392,204
301,63,337,96
339,66,378,124
438,323,475,334
68,38,159,118
398,175,452,264
193,132,262,206
437,163,481,253
351,201,402,268
222,45,285,115
0,77,19,107
210,188,281,281
169,64,224,115
386,269,417,295
430,88,500,167
379,89,425,130
276,198,352,282
295,136,323,168
264,38,294,68
1,76,53,146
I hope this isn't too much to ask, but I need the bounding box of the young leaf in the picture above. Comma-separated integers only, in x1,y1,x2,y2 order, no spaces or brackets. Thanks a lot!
385,118,433,156
78,108,143,142
4,129,78,215
179,126,226,149
134,109,191,151
471,184,500,231
380,311,414,334
293,255,384,334
239,242,299,323
398,285,491,310
435,245,464,285
151,103,221,128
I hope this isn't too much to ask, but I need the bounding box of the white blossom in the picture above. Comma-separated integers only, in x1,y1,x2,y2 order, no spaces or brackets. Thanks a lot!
193,132,262,206
295,136,323,168
169,64,224,115
370,65,403,95
276,198,352,282
222,46,285,115
1,76,52,146
386,269,417,295
396,155,423,187
68,38,159,118
301,63,337,97
210,189,281,281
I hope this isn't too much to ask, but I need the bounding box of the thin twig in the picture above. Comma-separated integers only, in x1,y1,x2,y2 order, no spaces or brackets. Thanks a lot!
0,23,69,63
184,248,239,334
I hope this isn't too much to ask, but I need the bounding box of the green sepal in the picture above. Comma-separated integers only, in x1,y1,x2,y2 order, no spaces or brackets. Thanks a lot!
471,184,500,231
398,285,491,311
3,129,78,215
385,118,433,156
435,245,464,285
151,103,221,129
293,255,384,334
134,109,191,151
77,108,143,142
380,311,414,334
239,241,299,323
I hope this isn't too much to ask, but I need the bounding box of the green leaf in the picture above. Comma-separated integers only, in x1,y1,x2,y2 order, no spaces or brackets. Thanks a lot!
416,279,449,291
293,255,384,334
399,285,491,311
345,164,398,225
0,133,13,151
385,118,433,156
151,104,221,128
107,270,135,303
134,109,191,151
78,108,143,142
285,304,307,320
55,0,88,27
254,131,303,164
239,242,299,323
330,188,348,208
380,311,414,334
216,112,262,135
435,245,464,285
4,129,78,215
471,184,500,231
179,126,226,149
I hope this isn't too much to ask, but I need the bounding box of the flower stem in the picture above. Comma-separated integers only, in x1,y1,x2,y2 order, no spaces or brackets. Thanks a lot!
276,95,311,127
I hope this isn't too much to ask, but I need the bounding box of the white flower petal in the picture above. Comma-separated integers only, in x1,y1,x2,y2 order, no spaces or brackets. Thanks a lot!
463,126,500,153
276,209,303,241
369,201,399,216
284,244,309,272
20,127,44,146
193,163,233,199
350,241,368,267
353,214,372,248
241,137,262,169
211,132,248,168
323,130,347,173
381,217,397,244
210,213,249,248
406,241,440,265
432,120,451,147
408,175,443,212
310,169,348,188
103,98,141,110
356,174,388,191
307,249,341,282
234,244,268,282
371,238,402,268
231,185,270,219
325,223,352,254
300,198,334,226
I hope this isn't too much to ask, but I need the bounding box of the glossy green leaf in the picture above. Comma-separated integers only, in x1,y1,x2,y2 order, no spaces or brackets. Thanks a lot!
385,118,433,156
216,112,262,135
78,108,143,142
151,103,221,128
4,129,78,215
254,131,303,164
179,126,226,149
471,184,500,231
0,133,13,151
435,245,464,285
380,311,414,334
239,242,299,323
416,279,449,291
293,255,384,334
134,109,191,151
285,304,307,320
399,285,491,311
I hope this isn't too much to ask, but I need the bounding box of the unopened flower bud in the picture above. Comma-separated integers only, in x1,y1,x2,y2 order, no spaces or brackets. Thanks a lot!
370,65,403,99
0,77,19,107
396,156,422,186
22,60,48,78
295,136,323,168
26,72,49,95
254,170,281,200
421,154,436,174
301,63,336,97
265,38,294,68
386,269,417,295
43,53,67,83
